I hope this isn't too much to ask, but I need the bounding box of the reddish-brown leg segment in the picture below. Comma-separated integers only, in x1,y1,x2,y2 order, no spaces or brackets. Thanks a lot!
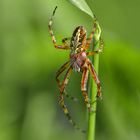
86,37,104,56
56,66,73,119
56,61,78,101
86,49,102,56
84,19,98,50
56,61,70,87
59,67,72,94
81,68,92,112
87,60,102,98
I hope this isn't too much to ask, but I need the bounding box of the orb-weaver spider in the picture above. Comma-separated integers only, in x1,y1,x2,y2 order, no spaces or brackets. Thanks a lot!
48,6,103,132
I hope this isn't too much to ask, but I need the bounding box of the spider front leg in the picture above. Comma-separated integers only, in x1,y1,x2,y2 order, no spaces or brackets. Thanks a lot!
48,7,70,50
81,67,93,112
87,60,102,99
86,37,104,56
84,18,100,50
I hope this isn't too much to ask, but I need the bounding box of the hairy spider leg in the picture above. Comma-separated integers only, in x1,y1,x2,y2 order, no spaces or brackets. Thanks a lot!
64,92,78,102
58,67,86,133
86,51,100,56
99,37,104,51
86,48,102,56
87,60,102,99
81,68,93,112
59,67,72,94
84,18,98,50
56,61,70,87
48,7,70,50
86,37,104,56
56,61,78,101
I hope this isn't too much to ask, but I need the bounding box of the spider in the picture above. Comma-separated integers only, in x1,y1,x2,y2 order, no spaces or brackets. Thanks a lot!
48,6,103,132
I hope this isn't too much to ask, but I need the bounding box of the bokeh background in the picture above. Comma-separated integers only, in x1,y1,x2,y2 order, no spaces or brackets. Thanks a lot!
0,0,140,140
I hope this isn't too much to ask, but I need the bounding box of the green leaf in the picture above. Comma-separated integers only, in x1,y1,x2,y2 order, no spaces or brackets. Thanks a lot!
67,0,94,18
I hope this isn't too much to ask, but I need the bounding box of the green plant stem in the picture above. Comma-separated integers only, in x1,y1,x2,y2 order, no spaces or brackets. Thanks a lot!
87,43,99,140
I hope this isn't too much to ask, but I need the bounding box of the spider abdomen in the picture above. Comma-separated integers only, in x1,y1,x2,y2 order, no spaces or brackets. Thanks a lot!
70,52,87,72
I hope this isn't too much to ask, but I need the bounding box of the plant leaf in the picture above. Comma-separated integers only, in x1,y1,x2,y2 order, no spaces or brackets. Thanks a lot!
67,0,94,18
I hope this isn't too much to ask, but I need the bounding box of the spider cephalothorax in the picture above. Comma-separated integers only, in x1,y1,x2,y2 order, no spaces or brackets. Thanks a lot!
48,6,103,132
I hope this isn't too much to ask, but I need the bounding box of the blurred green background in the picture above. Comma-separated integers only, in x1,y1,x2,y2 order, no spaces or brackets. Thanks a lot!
0,0,140,140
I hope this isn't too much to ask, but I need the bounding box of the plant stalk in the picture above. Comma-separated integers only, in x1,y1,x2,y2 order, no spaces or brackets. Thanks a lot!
87,42,100,140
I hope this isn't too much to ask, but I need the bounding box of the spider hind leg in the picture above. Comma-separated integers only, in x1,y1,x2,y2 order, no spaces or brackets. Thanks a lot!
81,68,94,112
56,62,78,101
64,92,78,102
87,60,102,99
56,66,85,133
59,96,85,133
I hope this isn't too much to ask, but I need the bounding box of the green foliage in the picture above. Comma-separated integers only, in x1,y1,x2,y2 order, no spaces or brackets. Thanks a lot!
0,0,140,140
67,0,94,18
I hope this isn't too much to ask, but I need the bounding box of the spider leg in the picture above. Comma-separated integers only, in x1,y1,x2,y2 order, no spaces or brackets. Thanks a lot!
81,67,93,112
59,67,72,94
87,60,102,99
56,61,70,87
86,37,104,56
85,18,102,51
58,67,85,133
64,91,78,102
56,61,78,101
86,49,101,56
84,19,98,50
48,7,70,50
